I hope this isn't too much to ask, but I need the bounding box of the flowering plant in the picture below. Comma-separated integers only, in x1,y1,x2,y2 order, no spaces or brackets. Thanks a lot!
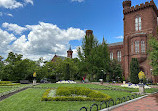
56,80,76,84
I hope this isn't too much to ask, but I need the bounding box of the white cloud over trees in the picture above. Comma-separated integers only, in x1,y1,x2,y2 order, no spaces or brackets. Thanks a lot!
0,22,85,60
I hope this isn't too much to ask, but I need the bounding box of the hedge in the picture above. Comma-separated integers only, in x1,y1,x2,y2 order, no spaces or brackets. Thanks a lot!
0,81,12,84
0,83,20,86
41,87,111,101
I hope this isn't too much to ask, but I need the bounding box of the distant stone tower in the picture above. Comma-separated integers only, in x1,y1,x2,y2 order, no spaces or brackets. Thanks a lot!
86,30,93,37
67,46,73,58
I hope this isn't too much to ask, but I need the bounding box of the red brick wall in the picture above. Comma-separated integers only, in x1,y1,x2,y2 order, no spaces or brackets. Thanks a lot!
122,0,158,83
108,0,158,83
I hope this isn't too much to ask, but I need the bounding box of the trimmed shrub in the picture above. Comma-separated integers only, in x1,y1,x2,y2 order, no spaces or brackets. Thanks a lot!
56,87,71,96
41,87,111,102
0,83,20,86
0,81,12,84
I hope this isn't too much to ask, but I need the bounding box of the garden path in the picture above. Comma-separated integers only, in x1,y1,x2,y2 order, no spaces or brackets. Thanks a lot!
112,93,158,111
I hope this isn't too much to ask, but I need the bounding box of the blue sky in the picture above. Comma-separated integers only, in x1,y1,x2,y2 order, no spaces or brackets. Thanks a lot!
0,0,158,60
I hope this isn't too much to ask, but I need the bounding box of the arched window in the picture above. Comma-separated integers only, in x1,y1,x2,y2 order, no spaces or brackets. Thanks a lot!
135,41,139,53
141,40,145,53
135,16,141,31
131,42,133,53
117,51,121,62
110,52,113,60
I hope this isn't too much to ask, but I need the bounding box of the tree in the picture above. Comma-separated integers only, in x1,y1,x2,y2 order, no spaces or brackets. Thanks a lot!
0,56,4,80
2,52,39,81
148,35,158,76
130,58,140,84
78,34,98,81
108,59,123,82
78,35,110,81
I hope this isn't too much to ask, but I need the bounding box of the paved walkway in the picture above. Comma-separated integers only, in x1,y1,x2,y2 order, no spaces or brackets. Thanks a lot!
112,93,158,111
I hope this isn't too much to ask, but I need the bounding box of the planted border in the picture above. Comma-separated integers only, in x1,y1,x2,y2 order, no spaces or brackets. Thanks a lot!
41,87,111,101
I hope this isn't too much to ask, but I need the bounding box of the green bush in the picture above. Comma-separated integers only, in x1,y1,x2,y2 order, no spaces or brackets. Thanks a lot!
0,81,12,84
41,87,111,102
56,87,71,96
0,83,20,86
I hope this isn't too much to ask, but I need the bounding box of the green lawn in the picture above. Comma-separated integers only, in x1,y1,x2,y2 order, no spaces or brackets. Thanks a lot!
0,87,133,111
0,83,157,111
0,88,18,94
34,83,112,89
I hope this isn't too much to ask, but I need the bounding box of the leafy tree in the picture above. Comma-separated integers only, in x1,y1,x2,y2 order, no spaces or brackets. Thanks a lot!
108,59,123,82
0,56,4,80
130,58,140,84
148,35,158,76
78,34,98,81
62,58,79,80
78,35,110,81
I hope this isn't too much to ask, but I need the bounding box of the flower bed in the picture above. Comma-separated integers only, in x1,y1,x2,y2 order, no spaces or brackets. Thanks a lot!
121,83,151,89
41,87,111,101
56,80,76,84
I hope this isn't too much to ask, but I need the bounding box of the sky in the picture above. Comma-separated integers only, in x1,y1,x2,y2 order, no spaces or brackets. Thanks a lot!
0,0,158,61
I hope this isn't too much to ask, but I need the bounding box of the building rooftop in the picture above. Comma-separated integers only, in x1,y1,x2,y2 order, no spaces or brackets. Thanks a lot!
108,42,123,46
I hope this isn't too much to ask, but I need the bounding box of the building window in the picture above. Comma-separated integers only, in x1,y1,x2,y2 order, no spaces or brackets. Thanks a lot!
135,41,139,53
131,42,133,53
117,51,121,62
135,16,141,31
110,52,113,60
141,40,145,53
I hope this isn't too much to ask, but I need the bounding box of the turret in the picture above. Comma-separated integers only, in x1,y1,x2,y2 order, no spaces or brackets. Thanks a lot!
123,0,131,10
86,30,93,37
67,45,73,58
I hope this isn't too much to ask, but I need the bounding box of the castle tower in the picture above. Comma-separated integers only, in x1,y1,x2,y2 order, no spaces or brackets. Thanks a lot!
122,0,158,82
86,30,93,37
123,0,131,9
67,46,73,58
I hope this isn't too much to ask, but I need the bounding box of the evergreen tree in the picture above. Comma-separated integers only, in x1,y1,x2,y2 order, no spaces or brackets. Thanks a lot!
130,58,140,84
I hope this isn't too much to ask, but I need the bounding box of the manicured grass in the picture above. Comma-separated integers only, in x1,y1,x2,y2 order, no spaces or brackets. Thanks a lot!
0,83,157,111
0,88,18,93
0,88,133,111
34,83,112,89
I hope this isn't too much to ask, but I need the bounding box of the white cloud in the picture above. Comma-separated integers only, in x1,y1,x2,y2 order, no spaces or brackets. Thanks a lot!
2,22,27,35
0,28,16,56
24,0,33,5
0,0,23,9
1,22,85,61
7,13,13,17
0,0,34,9
115,35,123,39
71,0,84,3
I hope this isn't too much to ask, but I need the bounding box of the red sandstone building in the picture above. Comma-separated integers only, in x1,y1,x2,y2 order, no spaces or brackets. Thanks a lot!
87,0,158,83
51,46,73,62
52,0,158,83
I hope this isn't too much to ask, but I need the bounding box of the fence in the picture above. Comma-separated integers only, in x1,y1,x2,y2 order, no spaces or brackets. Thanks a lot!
78,93,141,111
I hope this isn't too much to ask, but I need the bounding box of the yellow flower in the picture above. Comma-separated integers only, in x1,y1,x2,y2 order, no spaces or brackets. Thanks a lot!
138,71,145,80
33,72,36,77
